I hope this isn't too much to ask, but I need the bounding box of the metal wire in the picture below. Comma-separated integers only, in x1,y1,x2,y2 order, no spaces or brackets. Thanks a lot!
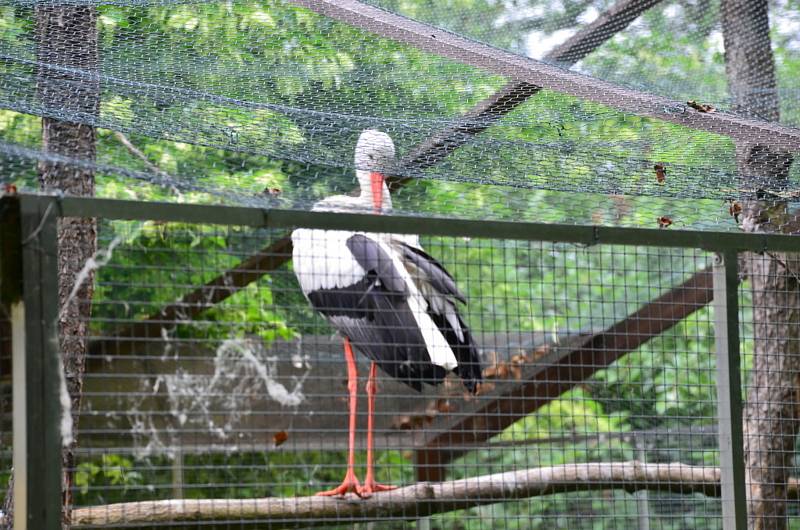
24,216,721,527
1,0,799,231
0,0,799,527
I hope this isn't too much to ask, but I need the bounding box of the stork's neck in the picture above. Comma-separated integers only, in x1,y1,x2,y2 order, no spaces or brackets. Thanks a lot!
357,169,392,212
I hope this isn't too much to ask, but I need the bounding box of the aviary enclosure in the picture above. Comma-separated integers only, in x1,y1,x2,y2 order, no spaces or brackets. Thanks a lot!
1,0,800,529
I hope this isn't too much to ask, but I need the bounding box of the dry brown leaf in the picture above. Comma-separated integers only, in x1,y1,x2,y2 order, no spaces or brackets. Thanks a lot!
495,362,510,379
436,399,454,413
531,345,550,361
687,100,715,113
272,430,289,447
392,412,433,430
475,382,495,396
729,201,742,223
510,353,529,365
654,163,667,184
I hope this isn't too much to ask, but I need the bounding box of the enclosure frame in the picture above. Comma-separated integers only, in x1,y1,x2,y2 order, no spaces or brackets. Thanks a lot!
5,192,800,529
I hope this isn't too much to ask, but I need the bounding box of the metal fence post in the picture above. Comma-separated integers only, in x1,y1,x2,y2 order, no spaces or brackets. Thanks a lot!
12,197,62,529
634,433,650,530
712,250,747,530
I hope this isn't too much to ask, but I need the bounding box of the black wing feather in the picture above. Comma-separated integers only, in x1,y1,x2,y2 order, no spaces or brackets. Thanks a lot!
399,243,466,303
337,289,447,391
400,242,480,391
427,310,481,393
346,234,407,293
308,276,446,391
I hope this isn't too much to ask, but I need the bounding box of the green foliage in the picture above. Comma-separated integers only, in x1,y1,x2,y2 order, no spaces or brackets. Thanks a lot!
593,307,717,430
92,221,296,343
423,236,710,335
72,449,413,507
74,454,144,505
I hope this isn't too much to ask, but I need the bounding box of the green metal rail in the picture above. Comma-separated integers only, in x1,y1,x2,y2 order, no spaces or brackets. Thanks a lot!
14,193,800,252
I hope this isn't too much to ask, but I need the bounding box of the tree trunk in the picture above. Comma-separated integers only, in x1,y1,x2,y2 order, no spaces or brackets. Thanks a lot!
721,0,779,122
721,1,797,528
743,253,800,529
21,5,98,529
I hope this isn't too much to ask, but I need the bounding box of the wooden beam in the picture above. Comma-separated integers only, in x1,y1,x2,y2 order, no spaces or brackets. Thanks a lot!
416,267,716,478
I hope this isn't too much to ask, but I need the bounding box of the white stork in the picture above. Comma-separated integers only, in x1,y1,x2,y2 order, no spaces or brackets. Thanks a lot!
291,129,481,497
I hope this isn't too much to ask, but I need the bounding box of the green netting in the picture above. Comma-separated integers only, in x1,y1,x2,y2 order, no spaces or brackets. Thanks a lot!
0,0,798,228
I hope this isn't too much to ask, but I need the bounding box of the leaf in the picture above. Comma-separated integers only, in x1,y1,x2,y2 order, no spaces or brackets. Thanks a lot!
273,430,289,447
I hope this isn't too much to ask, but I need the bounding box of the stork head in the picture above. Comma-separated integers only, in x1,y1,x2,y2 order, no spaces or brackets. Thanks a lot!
354,129,395,212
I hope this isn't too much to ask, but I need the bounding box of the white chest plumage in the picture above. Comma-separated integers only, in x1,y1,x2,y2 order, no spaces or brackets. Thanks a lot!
291,228,367,293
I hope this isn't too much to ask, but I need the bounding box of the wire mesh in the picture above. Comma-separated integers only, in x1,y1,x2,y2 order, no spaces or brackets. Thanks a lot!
4,213,725,528
0,138,771,233
364,0,800,124
0,0,798,232
0,0,800,526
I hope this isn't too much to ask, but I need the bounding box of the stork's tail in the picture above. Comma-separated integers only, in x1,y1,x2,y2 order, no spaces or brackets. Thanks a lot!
407,293,459,371
424,310,482,393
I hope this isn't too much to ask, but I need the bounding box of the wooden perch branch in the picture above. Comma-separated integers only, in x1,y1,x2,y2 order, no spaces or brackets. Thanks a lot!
70,462,798,527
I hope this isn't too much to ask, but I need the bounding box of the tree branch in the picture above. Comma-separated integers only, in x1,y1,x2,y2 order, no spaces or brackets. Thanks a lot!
68,462,800,527
721,0,798,527
112,131,172,180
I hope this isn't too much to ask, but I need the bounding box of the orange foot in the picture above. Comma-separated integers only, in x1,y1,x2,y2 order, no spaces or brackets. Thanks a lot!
357,477,397,498
315,469,363,497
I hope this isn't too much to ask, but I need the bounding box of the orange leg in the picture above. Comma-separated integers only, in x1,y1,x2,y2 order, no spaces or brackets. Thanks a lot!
316,338,362,497
358,362,397,497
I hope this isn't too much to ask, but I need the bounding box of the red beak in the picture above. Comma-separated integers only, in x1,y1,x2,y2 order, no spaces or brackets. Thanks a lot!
370,172,384,213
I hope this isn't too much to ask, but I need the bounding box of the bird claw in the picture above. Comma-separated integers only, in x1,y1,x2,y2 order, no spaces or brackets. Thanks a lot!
357,480,397,498
315,471,363,498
